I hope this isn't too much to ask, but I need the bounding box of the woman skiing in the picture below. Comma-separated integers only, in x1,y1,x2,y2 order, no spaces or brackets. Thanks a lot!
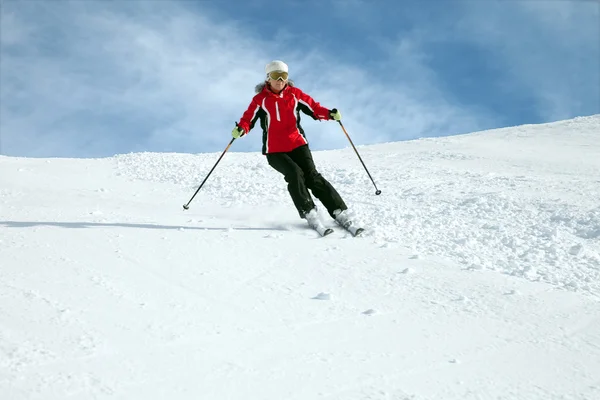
232,60,358,236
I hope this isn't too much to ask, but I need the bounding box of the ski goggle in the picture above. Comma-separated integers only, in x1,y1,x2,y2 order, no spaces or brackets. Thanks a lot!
268,71,288,81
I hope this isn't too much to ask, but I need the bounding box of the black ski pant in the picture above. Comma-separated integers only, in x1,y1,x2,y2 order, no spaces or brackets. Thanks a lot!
266,145,347,219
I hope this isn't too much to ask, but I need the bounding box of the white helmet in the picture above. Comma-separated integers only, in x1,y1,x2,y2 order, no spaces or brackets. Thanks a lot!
265,60,288,75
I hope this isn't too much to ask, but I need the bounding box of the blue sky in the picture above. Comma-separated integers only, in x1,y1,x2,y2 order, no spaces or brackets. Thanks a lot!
1,0,598,158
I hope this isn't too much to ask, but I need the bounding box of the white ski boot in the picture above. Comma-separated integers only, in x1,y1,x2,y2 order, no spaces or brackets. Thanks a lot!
305,208,333,237
333,209,364,237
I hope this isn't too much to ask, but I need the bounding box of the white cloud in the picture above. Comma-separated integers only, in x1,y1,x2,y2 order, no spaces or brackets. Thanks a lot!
0,0,504,157
1,0,274,156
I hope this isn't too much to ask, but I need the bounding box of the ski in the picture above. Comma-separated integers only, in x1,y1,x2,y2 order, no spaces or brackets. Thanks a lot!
309,223,362,237
338,223,364,237
305,209,363,237
316,226,334,237
306,220,334,237
345,225,364,237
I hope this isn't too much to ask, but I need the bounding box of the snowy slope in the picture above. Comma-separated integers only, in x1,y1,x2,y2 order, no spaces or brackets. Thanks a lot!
1,115,599,400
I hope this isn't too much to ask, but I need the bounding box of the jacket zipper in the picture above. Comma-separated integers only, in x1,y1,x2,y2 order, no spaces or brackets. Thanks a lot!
275,101,281,121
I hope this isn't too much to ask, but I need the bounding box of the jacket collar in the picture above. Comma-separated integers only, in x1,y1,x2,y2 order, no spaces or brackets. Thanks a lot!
263,83,289,98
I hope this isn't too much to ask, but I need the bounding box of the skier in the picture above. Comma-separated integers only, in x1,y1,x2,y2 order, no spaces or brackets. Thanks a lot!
232,60,361,236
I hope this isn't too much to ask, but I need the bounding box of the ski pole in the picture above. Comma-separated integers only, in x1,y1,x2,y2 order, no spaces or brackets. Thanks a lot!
337,120,381,195
182,137,236,210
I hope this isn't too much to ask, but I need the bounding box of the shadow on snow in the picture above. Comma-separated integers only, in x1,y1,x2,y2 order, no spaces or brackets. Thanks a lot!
0,220,290,232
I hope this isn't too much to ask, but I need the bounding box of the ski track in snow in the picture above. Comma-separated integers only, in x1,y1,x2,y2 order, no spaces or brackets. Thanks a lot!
1,115,600,400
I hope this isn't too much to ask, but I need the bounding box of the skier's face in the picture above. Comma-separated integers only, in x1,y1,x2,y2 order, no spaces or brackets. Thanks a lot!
268,73,287,94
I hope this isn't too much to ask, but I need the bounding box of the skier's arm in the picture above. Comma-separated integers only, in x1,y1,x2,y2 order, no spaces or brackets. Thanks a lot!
294,88,333,121
237,98,261,134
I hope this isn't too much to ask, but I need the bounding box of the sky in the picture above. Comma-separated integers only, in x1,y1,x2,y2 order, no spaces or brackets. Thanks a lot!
0,0,599,158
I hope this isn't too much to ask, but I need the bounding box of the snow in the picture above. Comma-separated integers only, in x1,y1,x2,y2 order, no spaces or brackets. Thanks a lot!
1,115,600,399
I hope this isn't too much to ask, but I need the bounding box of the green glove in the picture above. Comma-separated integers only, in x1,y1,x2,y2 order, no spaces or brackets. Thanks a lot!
329,108,342,121
232,125,245,139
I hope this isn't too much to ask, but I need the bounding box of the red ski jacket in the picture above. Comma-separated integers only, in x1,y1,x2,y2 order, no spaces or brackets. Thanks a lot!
237,83,332,154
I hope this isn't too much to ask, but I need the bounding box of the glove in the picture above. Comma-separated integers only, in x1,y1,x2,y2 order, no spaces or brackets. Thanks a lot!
231,125,245,139
329,108,342,121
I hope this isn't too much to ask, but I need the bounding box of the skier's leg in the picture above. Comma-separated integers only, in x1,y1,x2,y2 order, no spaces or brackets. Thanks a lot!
266,152,315,218
288,145,347,219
